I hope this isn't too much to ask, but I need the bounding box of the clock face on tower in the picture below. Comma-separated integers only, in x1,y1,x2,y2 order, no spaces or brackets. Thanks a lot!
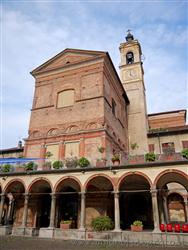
128,69,136,78
122,69,137,81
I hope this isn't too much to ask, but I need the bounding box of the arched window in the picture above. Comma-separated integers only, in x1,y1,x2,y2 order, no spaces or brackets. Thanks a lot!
126,52,134,64
57,89,74,108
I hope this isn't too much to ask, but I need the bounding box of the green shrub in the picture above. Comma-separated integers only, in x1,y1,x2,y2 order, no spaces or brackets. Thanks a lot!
2,164,12,172
52,160,63,169
25,161,37,171
78,157,90,168
145,152,156,162
111,154,120,162
132,220,143,226
91,216,114,231
181,148,188,159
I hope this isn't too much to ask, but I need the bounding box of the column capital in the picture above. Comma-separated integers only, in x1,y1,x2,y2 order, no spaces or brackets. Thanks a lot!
0,192,6,198
150,189,158,195
50,193,57,198
23,193,30,199
79,191,86,196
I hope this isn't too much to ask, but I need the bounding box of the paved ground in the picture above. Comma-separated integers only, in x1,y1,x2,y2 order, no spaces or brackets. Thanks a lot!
0,236,187,250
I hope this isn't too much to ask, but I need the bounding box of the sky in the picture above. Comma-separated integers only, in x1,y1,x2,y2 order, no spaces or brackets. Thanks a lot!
0,0,188,149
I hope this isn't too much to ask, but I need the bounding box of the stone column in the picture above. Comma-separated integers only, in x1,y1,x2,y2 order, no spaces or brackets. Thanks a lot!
21,193,29,227
0,193,5,225
49,193,56,228
163,195,169,224
184,196,188,223
151,189,160,232
6,194,14,225
79,192,85,230
114,191,121,231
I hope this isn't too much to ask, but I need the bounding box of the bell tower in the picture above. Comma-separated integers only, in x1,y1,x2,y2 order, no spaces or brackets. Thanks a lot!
119,31,148,154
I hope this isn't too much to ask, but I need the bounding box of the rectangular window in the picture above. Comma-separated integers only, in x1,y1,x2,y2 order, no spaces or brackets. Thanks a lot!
148,144,155,152
182,141,188,149
46,144,59,161
57,89,74,108
112,99,116,116
65,141,79,158
162,142,175,154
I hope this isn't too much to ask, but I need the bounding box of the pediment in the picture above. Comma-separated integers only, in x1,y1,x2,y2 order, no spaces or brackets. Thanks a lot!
31,49,106,75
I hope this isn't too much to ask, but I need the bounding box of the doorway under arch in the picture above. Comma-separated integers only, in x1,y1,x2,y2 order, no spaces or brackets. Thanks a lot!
29,179,52,228
85,176,114,230
119,174,153,230
55,178,81,229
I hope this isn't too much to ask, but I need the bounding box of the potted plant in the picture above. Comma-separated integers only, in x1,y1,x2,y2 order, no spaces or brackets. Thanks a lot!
163,145,175,160
52,160,63,169
96,158,107,167
129,143,139,164
96,146,107,167
43,151,53,170
181,148,188,160
60,220,72,229
45,151,53,158
2,164,12,173
111,154,120,165
131,220,143,232
65,156,78,168
145,152,156,162
78,157,90,168
25,161,37,171
91,216,114,231
42,161,51,170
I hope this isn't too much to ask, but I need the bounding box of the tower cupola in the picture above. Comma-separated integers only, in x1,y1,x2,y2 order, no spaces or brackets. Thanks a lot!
125,30,134,42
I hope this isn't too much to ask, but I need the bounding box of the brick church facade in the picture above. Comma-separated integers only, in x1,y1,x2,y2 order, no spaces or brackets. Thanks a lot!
0,32,188,243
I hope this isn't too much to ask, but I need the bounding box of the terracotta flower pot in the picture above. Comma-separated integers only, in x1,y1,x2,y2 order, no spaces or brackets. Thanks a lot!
131,225,143,232
112,160,120,166
60,223,71,229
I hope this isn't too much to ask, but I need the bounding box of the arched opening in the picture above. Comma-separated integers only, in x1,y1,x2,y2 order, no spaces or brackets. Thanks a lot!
126,51,134,64
156,171,188,225
55,178,81,229
3,181,25,226
85,176,114,230
167,193,186,223
119,174,153,230
29,179,52,228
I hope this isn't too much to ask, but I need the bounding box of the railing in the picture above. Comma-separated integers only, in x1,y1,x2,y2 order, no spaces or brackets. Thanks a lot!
0,153,187,174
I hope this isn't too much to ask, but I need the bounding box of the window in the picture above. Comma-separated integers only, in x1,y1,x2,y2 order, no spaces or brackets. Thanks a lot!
112,99,116,116
148,144,155,152
57,89,74,108
65,141,79,158
46,144,59,161
162,142,175,154
182,141,188,149
126,52,134,64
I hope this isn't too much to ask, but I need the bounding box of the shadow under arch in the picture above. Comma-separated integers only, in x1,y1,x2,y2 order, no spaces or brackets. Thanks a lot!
154,169,188,224
2,179,25,226
55,177,81,229
85,175,114,230
118,173,153,230
28,178,52,229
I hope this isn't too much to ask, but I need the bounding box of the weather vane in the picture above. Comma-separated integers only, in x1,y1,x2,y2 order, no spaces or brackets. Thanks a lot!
127,29,132,33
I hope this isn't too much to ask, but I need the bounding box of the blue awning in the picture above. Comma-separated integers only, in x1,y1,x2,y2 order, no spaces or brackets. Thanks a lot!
0,158,43,164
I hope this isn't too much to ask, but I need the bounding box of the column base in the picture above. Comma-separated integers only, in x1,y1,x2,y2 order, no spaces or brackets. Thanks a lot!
113,228,122,232
0,225,12,235
39,227,55,238
152,228,161,233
